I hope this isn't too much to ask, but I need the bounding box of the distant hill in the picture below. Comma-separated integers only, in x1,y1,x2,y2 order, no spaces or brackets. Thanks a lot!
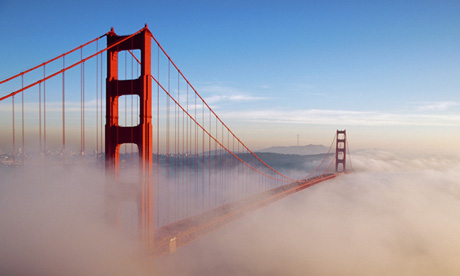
153,151,328,180
256,144,328,155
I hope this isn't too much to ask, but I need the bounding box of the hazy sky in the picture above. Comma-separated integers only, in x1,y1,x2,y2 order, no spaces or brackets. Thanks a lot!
0,0,459,154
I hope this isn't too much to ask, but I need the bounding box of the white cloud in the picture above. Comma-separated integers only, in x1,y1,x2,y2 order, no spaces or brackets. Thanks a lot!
220,109,460,127
2,96,459,129
416,101,458,111
204,94,264,104
197,83,266,105
198,84,241,95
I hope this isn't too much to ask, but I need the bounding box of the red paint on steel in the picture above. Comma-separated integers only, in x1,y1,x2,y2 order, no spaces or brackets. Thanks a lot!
0,30,143,102
335,130,347,172
105,27,154,248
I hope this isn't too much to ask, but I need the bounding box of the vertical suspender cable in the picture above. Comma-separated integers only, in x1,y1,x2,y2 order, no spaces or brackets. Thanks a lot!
166,60,170,224
100,52,103,164
96,43,98,156
232,136,235,199
210,113,213,207
215,116,218,204
194,91,198,211
43,65,46,155
207,107,211,208
177,71,180,219
346,139,353,171
130,48,133,162
237,142,240,199
21,76,24,163
174,71,178,220
100,52,102,162
62,56,66,162
182,81,185,217
201,98,205,211
186,84,189,216
156,45,160,226
83,56,85,154
12,95,15,164
221,124,224,202
39,83,42,154
81,49,83,155
227,130,230,202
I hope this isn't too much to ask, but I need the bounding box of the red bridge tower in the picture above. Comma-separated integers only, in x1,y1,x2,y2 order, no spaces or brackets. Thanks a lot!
105,26,154,247
335,129,347,173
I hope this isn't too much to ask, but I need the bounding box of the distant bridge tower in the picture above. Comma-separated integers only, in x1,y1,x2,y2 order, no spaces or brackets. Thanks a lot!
335,130,346,173
105,26,154,247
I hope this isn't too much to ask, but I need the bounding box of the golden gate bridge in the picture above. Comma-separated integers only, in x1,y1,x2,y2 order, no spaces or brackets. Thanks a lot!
0,25,351,255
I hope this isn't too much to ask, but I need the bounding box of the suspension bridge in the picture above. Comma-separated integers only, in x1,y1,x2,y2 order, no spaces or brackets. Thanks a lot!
0,25,352,255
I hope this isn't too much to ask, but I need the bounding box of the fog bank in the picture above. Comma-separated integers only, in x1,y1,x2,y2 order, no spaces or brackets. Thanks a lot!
155,150,460,275
0,163,151,276
1,150,460,275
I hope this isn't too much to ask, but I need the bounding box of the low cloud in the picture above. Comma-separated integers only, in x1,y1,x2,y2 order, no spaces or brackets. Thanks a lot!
416,101,458,111
0,161,150,276
205,94,264,104
2,150,460,275
155,150,460,275
197,83,266,105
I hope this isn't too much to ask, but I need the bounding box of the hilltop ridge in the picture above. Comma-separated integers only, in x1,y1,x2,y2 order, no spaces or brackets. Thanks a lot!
256,144,328,155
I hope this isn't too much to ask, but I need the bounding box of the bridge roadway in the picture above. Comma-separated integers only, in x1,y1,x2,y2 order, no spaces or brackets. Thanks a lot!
151,173,337,255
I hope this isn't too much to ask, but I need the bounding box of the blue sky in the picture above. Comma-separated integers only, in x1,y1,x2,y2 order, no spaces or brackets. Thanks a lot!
1,0,459,155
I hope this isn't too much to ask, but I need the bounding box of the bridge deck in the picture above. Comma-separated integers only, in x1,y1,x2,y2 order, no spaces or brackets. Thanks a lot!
152,173,336,255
